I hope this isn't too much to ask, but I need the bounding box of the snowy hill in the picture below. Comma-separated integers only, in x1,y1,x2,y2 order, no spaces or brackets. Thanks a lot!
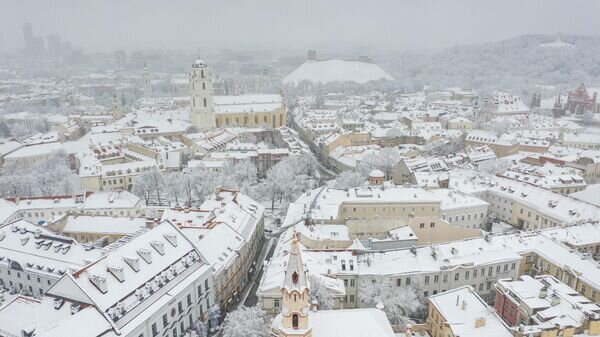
283,59,394,85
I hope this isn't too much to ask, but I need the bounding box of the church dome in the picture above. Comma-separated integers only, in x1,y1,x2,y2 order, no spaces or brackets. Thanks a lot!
192,59,207,68
369,169,384,178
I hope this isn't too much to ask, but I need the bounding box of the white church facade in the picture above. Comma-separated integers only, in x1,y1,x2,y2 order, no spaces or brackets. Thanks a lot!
189,59,286,131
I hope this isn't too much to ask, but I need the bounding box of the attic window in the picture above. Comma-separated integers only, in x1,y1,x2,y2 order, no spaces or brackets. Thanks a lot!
292,272,299,284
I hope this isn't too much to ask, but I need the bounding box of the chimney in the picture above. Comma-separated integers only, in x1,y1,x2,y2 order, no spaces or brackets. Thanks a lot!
539,286,548,299
405,324,413,337
14,196,20,205
475,317,486,328
311,299,318,312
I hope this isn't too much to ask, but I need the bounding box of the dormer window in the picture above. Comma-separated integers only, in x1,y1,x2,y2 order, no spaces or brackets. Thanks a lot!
292,272,299,284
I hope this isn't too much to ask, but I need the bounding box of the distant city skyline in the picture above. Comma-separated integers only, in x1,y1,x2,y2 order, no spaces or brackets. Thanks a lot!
1,0,599,53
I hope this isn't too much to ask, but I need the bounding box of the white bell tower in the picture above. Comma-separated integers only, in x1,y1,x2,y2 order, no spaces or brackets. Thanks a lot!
142,62,152,97
189,58,215,130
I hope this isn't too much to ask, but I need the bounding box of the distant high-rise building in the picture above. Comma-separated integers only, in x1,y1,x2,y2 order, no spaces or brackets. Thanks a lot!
22,22,33,47
46,34,61,56
307,49,317,61
22,22,44,57
114,50,127,70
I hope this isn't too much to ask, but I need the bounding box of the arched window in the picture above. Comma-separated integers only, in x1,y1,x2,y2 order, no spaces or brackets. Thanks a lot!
292,272,299,284
201,70,205,78
236,117,240,125
203,98,207,107
202,82,206,90
226,118,229,125
264,116,268,124
255,116,258,124
292,314,299,329
294,294,297,302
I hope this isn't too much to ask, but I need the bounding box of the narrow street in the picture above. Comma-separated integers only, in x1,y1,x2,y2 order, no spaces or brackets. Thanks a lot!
237,236,276,308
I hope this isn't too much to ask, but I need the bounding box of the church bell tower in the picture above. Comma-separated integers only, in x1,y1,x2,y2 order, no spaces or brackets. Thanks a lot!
189,58,215,131
279,234,312,337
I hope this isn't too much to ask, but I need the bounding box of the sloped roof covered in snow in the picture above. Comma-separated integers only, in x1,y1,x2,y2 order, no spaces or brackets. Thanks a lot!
283,60,394,85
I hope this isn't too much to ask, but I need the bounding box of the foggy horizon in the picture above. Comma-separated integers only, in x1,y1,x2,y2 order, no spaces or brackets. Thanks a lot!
2,0,600,54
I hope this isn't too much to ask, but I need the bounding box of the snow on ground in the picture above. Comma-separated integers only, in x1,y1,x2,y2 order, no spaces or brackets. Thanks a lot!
283,59,394,85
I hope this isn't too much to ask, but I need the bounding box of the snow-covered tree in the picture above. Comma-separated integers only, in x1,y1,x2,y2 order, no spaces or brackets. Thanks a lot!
357,147,401,180
0,151,78,198
132,168,166,205
330,170,365,189
221,306,269,337
308,274,335,310
207,305,221,332
358,277,422,329
191,319,207,337
477,158,511,175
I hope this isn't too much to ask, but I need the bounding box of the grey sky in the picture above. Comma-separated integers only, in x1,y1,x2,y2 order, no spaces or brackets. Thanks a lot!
1,0,599,53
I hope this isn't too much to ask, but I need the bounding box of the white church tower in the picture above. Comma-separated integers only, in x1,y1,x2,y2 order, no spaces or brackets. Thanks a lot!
111,94,122,120
279,233,312,337
189,58,215,130
142,62,152,97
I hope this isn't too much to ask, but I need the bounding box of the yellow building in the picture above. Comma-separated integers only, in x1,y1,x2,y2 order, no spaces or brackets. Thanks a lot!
213,94,286,129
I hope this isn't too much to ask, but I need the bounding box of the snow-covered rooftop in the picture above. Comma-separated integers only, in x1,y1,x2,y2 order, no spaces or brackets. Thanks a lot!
283,59,394,85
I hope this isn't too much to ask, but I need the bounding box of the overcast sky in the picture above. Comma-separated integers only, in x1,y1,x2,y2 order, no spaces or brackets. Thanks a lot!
1,0,599,53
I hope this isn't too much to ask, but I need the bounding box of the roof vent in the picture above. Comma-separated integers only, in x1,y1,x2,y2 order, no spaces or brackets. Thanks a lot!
89,274,108,293
107,265,125,282
137,248,152,264
70,303,80,315
163,233,177,247
150,240,165,255
123,256,140,272
53,298,64,310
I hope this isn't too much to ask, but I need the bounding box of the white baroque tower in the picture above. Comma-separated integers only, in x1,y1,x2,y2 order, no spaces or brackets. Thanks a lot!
142,62,152,97
279,234,312,337
111,94,122,120
189,59,215,130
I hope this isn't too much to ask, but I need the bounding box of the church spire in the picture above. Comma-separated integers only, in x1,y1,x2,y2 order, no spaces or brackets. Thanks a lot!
283,232,309,293
279,231,312,336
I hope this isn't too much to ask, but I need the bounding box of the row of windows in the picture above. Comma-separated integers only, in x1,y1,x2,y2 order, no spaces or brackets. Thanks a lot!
344,206,438,214
146,279,211,337
422,263,516,285
443,213,485,223
216,114,285,128
0,269,52,285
